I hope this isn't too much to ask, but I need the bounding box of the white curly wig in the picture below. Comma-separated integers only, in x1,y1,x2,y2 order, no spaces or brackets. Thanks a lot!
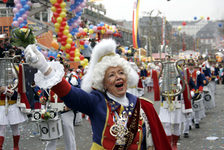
81,39,139,93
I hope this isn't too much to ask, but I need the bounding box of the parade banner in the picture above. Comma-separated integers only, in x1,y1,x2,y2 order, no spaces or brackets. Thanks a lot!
0,17,13,37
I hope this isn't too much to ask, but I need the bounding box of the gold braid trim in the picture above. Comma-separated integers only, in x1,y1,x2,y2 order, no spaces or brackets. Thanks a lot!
98,53,115,62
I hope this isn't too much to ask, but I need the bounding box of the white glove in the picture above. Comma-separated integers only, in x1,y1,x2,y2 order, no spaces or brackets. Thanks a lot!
24,44,50,74
190,91,195,97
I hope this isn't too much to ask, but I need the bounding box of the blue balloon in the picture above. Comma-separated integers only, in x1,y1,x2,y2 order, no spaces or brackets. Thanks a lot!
194,16,197,20
37,46,41,51
218,23,222,27
21,0,26,5
20,8,26,14
24,5,30,11
16,13,20,18
100,22,104,26
89,25,94,29
48,51,53,57
84,44,88,49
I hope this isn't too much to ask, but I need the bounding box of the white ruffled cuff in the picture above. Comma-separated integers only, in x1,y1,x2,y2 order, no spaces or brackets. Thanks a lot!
34,61,65,89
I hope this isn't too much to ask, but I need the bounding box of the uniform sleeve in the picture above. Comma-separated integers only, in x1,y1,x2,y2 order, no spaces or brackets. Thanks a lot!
51,78,100,116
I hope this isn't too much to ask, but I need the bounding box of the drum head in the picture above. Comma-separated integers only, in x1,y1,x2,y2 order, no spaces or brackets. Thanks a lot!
33,112,41,120
193,104,199,109
204,94,211,101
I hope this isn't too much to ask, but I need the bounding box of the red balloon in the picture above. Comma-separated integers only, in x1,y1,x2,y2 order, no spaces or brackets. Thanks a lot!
59,26,64,32
57,0,63,3
57,37,62,42
97,26,102,30
53,12,59,18
69,51,75,57
56,8,62,14
61,41,66,46
71,46,76,51
71,41,75,46
80,41,84,45
58,32,63,38
54,2,60,8
182,21,186,26
207,17,210,20
62,35,67,41
61,21,66,27
65,49,70,54
3,0,8,3
51,17,56,23
69,57,74,61
63,18,67,22
80,55,84,60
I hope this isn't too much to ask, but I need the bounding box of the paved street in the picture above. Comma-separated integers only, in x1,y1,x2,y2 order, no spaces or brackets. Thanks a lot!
3,84,224,150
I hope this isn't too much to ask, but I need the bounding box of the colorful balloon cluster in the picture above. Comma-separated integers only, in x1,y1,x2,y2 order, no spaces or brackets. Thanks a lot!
77,22,120,39
50,0,85,63
68,0,87,36
12,0,32,28
193,16,210,21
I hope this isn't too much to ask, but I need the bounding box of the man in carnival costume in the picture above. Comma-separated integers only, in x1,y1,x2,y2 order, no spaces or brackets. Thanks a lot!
24,39,171,150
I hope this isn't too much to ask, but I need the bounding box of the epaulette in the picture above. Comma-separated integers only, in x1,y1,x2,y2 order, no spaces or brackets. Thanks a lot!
139,97,154,104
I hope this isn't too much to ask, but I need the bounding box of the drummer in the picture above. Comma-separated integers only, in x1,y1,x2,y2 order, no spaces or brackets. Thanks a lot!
24,39,171,150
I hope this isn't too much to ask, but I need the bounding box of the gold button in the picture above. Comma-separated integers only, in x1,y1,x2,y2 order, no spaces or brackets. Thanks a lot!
138,129,141,132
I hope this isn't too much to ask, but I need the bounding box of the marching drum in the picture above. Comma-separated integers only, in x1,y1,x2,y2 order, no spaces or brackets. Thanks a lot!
192,93,203,112
38,118,63,141
192,99,203,112
203,85,214,109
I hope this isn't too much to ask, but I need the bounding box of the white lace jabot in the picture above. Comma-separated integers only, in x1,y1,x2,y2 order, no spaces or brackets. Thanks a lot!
106,92,129,107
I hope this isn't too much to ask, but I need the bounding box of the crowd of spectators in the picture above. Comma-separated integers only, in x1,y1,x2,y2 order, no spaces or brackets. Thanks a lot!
0,38,22,58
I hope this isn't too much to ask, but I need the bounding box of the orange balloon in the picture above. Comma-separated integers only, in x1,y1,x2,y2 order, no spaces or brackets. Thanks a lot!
51,40,59,50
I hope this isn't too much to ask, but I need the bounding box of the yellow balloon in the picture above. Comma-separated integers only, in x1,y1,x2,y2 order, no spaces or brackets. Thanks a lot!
55,28,59,33
75,48,80,53
74,57,80,62
66,38,73,44
80,60,85,66
56,17,62,23
83,28,88,33
60,2,66,8
50,0,57,4
65,43,71,49
60,12,66,18
66,53,70,59
51,6,56,12
67,33,72,38
83,58,88,64
65,25,69,30
178,26,182,31
61,46,66,51
101,30,105,34
89,29,94,34
75,51,80,57
200,16,204,20
127,50,132,54
63,29,69,36
54,23,60,28
80,45,84,49
62,8,67,13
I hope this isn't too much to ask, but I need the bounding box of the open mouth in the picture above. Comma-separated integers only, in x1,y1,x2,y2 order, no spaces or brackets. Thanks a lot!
115,82,124,89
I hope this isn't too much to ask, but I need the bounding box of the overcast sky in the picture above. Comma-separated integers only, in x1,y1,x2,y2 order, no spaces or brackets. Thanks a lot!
95,0,224,21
